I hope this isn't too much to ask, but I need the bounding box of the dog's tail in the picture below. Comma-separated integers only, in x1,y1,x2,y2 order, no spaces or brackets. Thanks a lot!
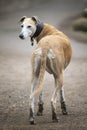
30,47,49,99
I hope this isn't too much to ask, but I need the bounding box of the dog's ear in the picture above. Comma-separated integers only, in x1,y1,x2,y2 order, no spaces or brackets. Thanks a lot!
31,16,40,25
19,16,27,23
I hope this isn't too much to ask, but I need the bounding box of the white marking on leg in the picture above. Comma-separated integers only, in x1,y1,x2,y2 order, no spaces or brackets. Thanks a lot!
60,87,65,103
51,87,59,103
31,77,38,93
30,76,38,113
51,78,59,111
30,97,34,113
47,49,56,73
39,91,43,103
48,49,55,59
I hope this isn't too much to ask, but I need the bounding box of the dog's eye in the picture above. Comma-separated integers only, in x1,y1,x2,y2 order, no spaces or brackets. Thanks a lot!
21,25,24,28
27,25,31,28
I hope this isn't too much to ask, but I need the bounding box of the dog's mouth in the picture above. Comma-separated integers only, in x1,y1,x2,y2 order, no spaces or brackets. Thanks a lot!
19,34,25,40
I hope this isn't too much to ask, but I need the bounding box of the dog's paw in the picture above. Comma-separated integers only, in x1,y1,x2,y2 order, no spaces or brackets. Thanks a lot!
62,110,68,115
29,117,36,125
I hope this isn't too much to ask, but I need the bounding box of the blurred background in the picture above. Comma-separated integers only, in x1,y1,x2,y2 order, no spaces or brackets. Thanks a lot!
0,0,87,57
0,1,87,129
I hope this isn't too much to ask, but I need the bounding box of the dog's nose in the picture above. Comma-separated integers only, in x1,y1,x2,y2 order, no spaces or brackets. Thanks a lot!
19,34,24,39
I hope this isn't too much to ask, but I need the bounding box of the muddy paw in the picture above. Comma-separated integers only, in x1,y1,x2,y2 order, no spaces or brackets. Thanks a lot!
62,110,68,115
29,117,36,125
52,112,59,122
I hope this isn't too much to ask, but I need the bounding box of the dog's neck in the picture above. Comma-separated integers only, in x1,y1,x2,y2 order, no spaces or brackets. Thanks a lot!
31,22,44,46
31,23,59,45
33,22,44,38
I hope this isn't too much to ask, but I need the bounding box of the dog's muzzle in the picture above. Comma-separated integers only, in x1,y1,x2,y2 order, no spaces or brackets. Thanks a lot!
19,34,24,39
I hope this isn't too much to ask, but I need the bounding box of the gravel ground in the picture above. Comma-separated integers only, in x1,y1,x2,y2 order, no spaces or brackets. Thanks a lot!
0,55,87,130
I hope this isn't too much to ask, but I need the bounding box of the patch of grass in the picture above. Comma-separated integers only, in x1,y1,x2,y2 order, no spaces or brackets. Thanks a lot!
82,8,87,18
72,17,87,32
83,31,87,34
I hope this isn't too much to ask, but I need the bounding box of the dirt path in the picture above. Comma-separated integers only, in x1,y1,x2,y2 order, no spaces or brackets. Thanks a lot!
0,55,87,130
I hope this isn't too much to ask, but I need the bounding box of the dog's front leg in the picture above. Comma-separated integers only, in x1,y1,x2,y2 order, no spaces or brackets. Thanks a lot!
29,97,35,124
29,76,38,124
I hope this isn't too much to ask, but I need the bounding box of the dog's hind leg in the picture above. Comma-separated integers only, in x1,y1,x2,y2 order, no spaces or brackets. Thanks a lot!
51,76,59,122
51,73,64,122
29,76,38,124
29,54,41,124
37,91,44,116
60,87,68,115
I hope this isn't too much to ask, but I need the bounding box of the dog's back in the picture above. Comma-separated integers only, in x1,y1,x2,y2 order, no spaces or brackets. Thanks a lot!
36,24,72,69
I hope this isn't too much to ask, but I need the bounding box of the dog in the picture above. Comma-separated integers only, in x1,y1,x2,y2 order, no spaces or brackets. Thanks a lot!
19,16,72,124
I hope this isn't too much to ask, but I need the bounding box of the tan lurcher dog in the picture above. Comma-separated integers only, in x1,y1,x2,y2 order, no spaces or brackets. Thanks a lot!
19,16,72,124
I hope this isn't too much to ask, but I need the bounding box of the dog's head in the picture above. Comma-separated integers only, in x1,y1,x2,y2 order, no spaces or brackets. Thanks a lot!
19,16,41,39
